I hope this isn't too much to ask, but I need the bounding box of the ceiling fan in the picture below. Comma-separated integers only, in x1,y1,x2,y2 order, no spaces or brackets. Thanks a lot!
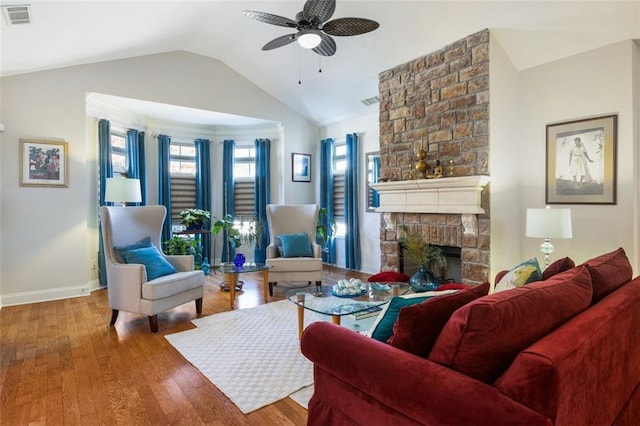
243,0,380,57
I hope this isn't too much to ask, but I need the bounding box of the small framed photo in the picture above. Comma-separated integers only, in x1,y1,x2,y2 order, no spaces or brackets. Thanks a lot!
19,138,69,187
292,153,311,182
546,114,617,205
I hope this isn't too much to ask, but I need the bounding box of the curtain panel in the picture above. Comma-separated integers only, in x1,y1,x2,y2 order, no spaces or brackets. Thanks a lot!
320,138,335,264
221,140,235,262
98,119,112,287
158,134,172,243
254,138,271,263
345,133,361,270
195,139,212,262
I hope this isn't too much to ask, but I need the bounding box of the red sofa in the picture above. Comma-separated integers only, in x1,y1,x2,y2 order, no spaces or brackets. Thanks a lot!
301,248,640,425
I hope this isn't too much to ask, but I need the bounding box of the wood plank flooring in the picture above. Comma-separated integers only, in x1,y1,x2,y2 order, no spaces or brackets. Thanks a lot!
0,266,370,425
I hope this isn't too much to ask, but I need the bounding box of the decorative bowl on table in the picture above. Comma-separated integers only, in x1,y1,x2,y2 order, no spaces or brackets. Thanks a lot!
331,278,368,298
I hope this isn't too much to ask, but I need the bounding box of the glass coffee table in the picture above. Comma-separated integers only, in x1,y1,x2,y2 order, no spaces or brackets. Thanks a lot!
286,283,410,338
218,263,271,310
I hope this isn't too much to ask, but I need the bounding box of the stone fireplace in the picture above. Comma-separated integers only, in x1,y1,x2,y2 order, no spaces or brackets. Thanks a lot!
375,29,490,285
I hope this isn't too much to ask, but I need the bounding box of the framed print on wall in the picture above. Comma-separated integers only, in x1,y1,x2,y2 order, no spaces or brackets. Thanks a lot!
546,114,617,205
292,153,311,182
19,138,69,187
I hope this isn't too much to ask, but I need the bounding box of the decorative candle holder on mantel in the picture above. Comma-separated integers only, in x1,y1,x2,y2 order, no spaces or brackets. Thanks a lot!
415,147,428,179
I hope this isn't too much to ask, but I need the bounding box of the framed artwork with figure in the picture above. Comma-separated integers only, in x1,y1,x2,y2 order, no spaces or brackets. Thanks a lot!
19,138,69,187
545,114,617,205
292,153,311,182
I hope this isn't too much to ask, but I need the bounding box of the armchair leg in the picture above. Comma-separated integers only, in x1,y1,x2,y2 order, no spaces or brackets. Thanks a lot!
269,282,276,297
195,298,203,314
148,315,158,333
109,309,119,326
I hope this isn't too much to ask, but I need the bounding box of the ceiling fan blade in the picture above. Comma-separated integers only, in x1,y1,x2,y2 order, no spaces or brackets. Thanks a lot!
303,0,335,25
243,10,297,28
312,34,336,57
322,17,380,36
262,34,297,51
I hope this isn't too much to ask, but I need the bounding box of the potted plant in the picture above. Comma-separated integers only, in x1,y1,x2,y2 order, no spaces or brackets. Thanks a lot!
163,235,202,257
316,207,337,250
179,208,211,230
399,225,447,292
211,214,265,265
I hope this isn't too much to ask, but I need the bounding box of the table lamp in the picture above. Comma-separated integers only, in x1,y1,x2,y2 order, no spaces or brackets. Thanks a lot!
105,177,142,206
526,206,572,269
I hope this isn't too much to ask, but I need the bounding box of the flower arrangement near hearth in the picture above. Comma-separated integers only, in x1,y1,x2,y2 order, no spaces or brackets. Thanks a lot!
399,225,447,292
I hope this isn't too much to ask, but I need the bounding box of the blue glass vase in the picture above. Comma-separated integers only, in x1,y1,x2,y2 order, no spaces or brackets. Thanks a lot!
233,253,246,268
409,266,439,292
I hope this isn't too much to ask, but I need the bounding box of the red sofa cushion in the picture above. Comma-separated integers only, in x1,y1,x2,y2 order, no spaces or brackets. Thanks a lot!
580,247,632,304
541,256,575,280
389,282,490,358
429,266,593,383
368,271,410,283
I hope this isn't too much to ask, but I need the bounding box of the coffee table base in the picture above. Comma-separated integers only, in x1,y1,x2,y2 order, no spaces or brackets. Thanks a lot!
297,306,340,339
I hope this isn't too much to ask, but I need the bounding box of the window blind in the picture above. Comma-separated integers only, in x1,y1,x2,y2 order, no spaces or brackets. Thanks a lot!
170,176,196,222
234,179,255,216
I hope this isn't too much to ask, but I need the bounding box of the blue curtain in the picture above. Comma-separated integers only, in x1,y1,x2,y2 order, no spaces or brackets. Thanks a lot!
222,140,235,262
158,134,172,243
195,139,211,263
126,129,146,206
345,133,361,270
98,119,112,287
319,138,335,264
254,138,271,264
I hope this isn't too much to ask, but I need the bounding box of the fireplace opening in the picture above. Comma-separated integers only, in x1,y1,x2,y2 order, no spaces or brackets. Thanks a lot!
400,245,462,284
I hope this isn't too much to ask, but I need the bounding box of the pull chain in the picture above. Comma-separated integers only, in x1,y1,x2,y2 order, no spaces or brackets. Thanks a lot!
298,46,302,85
318,55,322,73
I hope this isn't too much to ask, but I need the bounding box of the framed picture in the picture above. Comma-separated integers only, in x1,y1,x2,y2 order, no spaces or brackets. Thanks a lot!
546,114,617,204
19,138,69,187
292,153,311,182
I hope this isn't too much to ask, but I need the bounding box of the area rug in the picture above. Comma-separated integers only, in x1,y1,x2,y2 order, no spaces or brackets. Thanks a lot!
165,300,324,414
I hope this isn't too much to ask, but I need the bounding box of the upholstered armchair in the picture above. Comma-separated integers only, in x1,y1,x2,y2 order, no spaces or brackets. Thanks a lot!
265,204,323,296
100,205,204,333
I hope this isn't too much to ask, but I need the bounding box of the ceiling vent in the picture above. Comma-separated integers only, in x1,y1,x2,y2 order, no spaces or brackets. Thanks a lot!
361,96,379,106
2,4,31,25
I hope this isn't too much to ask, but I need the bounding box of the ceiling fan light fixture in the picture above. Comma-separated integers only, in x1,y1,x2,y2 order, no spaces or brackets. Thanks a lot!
297,29,322,49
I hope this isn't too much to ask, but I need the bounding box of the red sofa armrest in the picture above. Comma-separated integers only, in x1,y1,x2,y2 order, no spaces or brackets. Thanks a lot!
301,322,550,426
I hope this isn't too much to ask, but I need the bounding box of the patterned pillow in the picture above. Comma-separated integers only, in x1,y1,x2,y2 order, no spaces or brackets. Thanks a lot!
494,258,542,293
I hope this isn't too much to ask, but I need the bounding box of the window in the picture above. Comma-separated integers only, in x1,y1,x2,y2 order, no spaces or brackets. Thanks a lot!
233,146,256,216
333,143,346,236
110,132,128,174
170,142,196,228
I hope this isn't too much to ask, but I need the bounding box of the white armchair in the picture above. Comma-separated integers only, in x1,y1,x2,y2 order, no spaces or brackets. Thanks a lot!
265,204,323,296
100,205,204,333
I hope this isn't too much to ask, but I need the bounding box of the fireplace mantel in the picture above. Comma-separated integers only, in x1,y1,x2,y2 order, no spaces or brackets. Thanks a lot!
370,175,490,214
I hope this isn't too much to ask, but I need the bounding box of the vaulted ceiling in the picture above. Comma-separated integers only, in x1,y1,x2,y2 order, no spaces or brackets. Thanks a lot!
2,1,639,127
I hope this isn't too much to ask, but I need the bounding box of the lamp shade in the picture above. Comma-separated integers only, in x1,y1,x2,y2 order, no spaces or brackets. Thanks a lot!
105,177,142,204
526,207,572,239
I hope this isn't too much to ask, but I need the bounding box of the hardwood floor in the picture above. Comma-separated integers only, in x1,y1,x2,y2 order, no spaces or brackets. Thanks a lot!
0,266,370,425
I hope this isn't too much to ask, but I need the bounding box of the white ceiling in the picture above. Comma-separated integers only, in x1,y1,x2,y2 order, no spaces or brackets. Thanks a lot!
2,1,639,127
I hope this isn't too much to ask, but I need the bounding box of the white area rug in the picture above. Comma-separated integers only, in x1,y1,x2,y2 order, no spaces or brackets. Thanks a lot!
165,300,324,414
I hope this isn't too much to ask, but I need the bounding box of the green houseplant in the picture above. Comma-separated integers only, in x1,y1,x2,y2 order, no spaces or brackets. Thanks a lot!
399,225,447,292
163,235,201,257
179,208,211,230
316,207,337,249
211,214,265,264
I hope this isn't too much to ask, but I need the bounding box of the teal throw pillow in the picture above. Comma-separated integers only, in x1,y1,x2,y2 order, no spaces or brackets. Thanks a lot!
368,293,437,343
121,245,177,281
114,236,152,263
278,233,313,258
494,257,542,293
275,235,284,257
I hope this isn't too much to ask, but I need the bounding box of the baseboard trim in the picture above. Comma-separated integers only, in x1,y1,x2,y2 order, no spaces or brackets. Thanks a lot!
1,280,100,307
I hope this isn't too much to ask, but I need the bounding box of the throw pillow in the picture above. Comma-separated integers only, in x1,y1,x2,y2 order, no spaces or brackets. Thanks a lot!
581,247,632,304
493,257,542,293
113,236,152,263
368,290,459,343
275,235,284,257
541,256,575,280
389,282,490,358
428,266,592,383
368,271,410,283
278,233,313,257
121,245,177,281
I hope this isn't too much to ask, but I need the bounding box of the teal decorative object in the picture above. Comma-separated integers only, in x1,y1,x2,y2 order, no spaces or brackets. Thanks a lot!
409,266,439,292
201,258,210,275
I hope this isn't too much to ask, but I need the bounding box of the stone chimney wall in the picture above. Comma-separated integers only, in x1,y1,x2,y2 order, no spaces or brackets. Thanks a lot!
377,29,490,285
